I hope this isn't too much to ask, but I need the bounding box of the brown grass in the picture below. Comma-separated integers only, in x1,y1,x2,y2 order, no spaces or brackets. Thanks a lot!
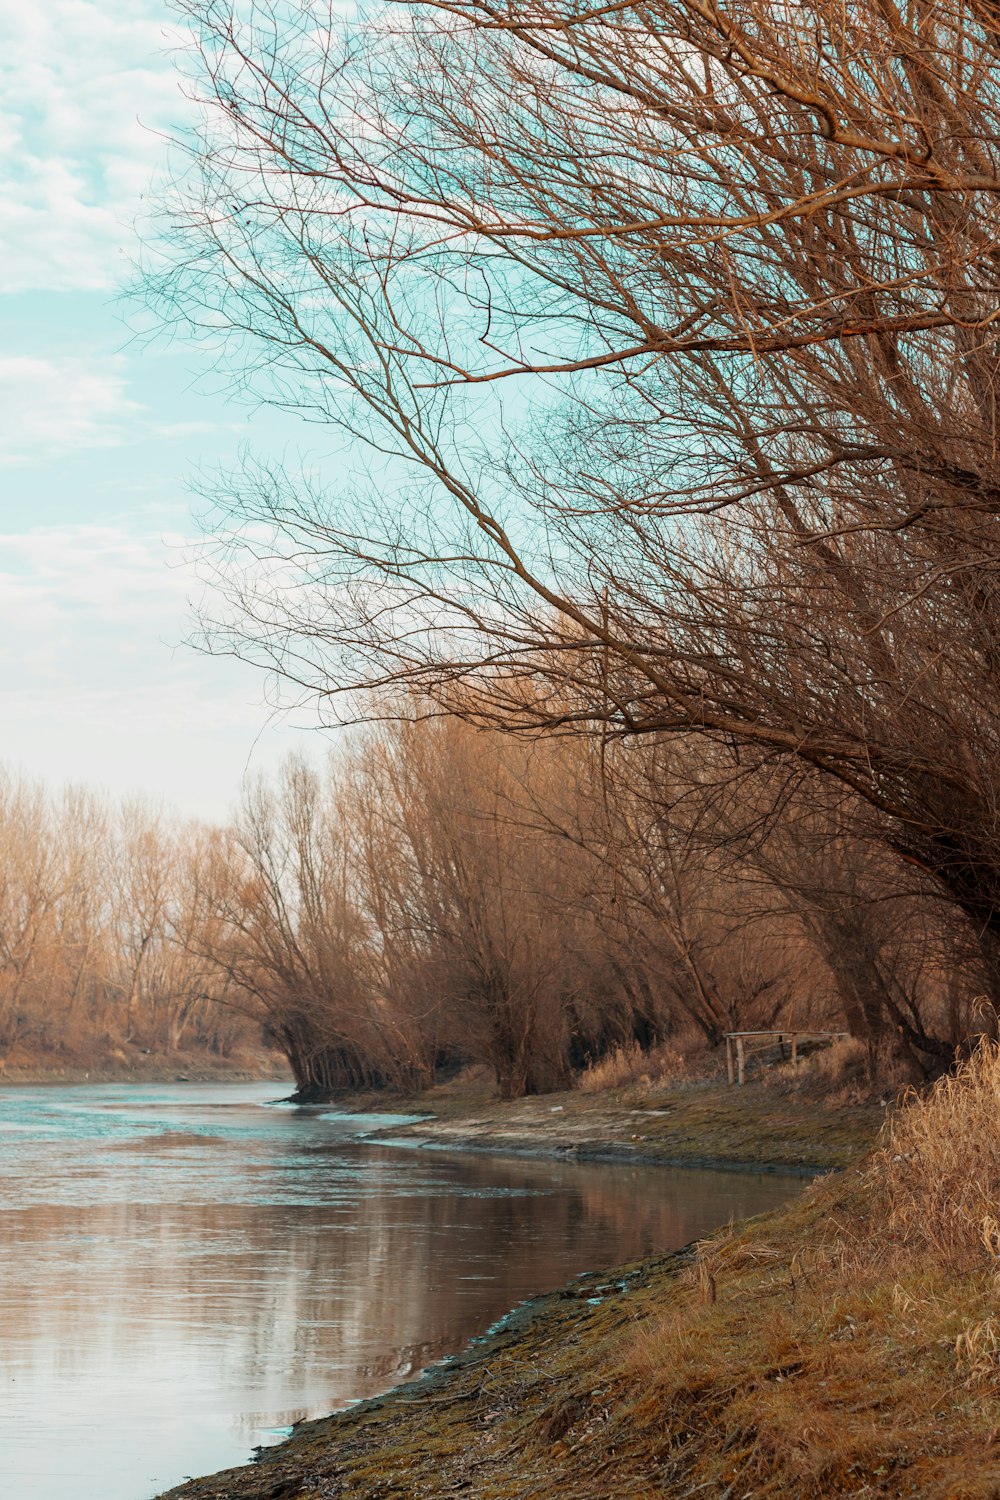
577,1040,687,1093
876,1040,1000,1269
602,1047,1000,1494
769,1034,917,1104
608,1175,1000,1495
813,1033,870,1084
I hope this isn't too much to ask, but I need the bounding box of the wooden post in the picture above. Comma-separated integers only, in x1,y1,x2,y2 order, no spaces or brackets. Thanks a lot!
726,1036,734,1086
736,1036,746,1086
791,1034,798,1068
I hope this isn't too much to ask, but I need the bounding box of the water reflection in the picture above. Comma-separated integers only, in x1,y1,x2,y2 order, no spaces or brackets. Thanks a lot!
0,1084,801,1500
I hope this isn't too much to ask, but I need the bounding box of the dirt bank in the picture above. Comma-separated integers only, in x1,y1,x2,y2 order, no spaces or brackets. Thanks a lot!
337,1077,886,1176
0,1046,292,1087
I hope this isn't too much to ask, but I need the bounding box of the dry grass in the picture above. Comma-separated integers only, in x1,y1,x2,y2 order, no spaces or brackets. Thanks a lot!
609,1173,1000,1496
769,1034,916,1104
577,1039,687,1093
603,1047,1000,1494
768,1034,872,1098
813,1033,870,1084
433,1062,496,1094
876,1040,1000,1269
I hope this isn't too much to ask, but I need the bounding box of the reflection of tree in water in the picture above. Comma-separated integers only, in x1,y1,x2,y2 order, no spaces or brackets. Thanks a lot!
0,1139,798,1435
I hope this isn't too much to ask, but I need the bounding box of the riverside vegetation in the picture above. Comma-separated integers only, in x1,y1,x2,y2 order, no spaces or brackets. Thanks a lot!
1,722,990,1102
25,0,1000,1098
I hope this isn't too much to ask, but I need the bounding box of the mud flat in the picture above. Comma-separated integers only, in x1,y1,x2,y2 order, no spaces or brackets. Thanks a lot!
354,1078,883,1176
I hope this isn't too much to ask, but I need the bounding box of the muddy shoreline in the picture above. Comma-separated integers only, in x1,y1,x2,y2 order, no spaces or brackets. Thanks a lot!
361,1126,827,1175
334,1076,886,1177
160,1243,700,1500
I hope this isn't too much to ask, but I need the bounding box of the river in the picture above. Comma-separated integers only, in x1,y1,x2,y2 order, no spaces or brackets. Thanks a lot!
0,1082,802,1500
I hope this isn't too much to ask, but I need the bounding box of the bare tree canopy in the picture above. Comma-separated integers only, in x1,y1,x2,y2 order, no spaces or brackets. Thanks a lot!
149,0,1000,975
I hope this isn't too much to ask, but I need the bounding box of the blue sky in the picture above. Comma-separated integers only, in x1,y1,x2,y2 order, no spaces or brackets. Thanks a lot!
2,0,324,820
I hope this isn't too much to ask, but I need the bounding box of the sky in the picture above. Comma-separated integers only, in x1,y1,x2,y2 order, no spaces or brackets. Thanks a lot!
1,0,328,822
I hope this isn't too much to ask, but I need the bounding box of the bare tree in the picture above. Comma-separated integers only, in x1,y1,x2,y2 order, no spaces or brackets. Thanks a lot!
354,717,597,1095
147,0,1000,1024
186,758,427,1093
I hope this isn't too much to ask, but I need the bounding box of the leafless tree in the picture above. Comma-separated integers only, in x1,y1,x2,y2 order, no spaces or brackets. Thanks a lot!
147,0,1000,1024
185,758,430,1092
0,771,265,1070
352,717,601,1095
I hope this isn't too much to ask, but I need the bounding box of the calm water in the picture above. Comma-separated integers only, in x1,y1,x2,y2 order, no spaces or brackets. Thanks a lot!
0,1083,801,1500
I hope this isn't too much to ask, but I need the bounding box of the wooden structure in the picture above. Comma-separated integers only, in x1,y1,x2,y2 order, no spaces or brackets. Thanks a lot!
724,1030,851,1085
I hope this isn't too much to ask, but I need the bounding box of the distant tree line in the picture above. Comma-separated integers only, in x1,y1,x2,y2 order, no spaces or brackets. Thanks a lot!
0,773,252,1068
1,707,986,1093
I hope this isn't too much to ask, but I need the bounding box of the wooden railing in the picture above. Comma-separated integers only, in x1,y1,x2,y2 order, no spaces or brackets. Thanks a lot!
724,1030,851,1085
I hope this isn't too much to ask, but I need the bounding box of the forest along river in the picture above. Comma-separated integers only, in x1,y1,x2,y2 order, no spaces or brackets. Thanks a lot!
0,1083,803,1500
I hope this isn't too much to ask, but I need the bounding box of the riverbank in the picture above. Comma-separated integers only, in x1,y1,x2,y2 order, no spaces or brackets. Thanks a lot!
0,1043,291,1086
163,1133,1000,1500
161,1079,946,1500
352,1075,884,1175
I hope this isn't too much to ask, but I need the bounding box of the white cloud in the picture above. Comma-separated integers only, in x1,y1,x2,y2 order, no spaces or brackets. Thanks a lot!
0,523,191,629
0,523,326,817
0,356,245,463
0,0,185,292
0,355,147,463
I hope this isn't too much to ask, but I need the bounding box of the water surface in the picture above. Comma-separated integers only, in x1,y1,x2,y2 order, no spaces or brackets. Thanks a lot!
0,1082,802,1499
